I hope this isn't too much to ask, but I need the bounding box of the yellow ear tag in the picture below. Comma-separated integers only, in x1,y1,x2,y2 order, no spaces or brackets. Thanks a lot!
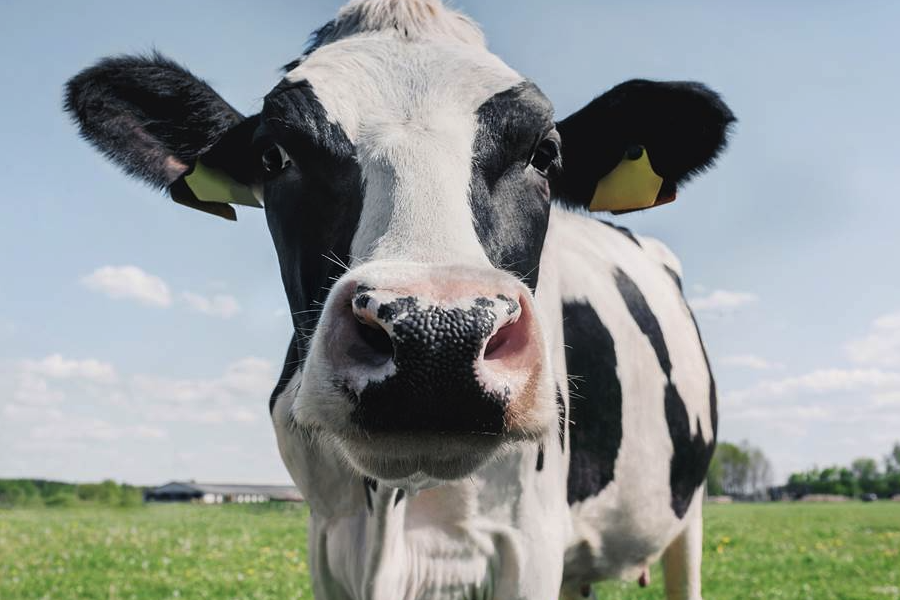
183,161,262,208
588,146,663,212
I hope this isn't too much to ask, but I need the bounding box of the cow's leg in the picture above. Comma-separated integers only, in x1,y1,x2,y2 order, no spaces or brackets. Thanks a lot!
661,500,704,600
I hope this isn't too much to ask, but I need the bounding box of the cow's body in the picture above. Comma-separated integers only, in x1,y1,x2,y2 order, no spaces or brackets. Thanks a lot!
65,1,732,598
272,207,716,600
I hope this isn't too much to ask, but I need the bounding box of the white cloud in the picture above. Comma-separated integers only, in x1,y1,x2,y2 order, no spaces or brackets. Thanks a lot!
720,354,784,370
689,289,758,313
12,373,65,405
725,368,900,407
130,356,274,423
846,309,900,368
82,265,172,307
30,418,167,442
22,354,117,384
181,292,241,319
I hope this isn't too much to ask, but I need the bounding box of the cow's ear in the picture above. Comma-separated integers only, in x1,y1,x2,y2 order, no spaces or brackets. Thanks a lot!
552,79,735,213
64,52,261,221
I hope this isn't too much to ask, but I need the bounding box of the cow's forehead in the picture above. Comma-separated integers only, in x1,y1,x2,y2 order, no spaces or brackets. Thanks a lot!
281,33,526,142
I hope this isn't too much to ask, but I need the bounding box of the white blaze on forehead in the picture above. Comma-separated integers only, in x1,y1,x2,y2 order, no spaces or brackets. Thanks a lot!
285,34,524,265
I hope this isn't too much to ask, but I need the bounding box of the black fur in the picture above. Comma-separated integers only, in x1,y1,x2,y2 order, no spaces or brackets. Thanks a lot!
536,444,545,472
613,268,715,518
352,296,507,434
599,220,641,247
470,83,555,290
562,301,623,505
260,80,363,376
556,385,566,452
553,79,735,209
363,476,377,511
64,52,244,189
663,264,683,292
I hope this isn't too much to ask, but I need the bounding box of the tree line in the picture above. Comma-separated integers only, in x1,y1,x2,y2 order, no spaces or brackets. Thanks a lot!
784,442,900,499
707,440,900,499
0,479,143,508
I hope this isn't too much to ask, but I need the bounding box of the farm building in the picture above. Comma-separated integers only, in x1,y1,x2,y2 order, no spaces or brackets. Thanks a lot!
144,481,303,504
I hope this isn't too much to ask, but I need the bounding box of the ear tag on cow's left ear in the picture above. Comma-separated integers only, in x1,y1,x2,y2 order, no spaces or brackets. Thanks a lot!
183,161,262,208
588,145,663,212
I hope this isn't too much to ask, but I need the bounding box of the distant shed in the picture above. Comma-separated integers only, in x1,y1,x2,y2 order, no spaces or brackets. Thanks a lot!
144,481,303,504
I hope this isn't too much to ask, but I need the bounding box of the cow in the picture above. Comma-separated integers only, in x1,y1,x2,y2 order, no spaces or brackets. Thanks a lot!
64,0,734,598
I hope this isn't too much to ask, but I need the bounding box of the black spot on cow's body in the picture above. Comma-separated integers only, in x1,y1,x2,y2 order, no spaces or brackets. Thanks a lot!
663,264,683,291
352,297,507,434
613,268,715,518
599,220,641,247
363,477,377,511
536,444,545,472
614,269,671,375
562,300,623,505
471,83,556,291
556,385,566,452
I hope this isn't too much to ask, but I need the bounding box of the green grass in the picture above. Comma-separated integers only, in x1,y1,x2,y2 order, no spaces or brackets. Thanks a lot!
0,503,311,600
596,502,900,600
0,502,898,599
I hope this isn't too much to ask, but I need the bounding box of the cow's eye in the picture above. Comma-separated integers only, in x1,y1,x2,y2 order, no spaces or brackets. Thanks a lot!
529,138,559,175
260,144,291,177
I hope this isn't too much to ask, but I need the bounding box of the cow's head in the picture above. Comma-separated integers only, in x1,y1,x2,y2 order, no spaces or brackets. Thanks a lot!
65,0,733,486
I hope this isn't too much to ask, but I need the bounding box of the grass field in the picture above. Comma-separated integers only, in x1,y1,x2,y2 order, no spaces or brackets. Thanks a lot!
0,502,898,599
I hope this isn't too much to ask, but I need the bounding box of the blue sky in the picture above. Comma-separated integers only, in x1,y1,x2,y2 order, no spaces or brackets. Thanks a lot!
1,0,898,485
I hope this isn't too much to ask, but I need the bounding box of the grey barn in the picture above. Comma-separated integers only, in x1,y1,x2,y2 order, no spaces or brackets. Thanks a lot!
144,481,303,504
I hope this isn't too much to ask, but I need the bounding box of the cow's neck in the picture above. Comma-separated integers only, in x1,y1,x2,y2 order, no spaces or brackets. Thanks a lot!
298,439,565,599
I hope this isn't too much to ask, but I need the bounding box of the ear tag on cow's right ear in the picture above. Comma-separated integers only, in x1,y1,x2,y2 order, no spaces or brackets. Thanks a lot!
589,145,664,212
183,161,262,209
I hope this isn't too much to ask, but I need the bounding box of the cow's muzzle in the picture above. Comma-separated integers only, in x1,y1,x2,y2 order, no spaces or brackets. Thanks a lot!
298,263,554,481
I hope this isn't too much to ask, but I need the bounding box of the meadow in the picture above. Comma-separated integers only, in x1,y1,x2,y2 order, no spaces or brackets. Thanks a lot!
0,502,897,599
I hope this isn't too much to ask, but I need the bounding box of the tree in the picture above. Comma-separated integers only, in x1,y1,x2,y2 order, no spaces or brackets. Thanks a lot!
707,441,772,497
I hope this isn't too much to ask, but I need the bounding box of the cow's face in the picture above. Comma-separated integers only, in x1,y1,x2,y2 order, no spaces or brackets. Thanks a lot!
65,0,733,485
259,29,560,482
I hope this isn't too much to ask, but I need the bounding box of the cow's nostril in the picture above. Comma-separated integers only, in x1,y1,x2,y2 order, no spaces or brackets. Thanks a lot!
352,318,394,365
484,323,511,358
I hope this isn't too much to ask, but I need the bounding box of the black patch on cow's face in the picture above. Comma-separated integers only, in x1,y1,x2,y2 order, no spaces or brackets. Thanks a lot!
562,301,623,505
260,80,363,383
351,296,507,434
536,444,545,472
470,83,555,291
613,268,715,518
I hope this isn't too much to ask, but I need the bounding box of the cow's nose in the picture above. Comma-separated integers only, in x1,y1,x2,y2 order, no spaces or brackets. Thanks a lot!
338,285,534,434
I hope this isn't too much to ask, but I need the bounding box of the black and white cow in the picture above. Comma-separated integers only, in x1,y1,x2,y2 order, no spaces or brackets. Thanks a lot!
65,1,734,598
